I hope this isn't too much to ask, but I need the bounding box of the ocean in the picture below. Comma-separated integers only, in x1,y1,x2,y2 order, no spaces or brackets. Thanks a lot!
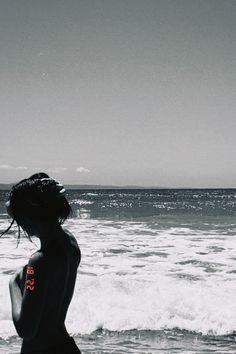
1,189,236,353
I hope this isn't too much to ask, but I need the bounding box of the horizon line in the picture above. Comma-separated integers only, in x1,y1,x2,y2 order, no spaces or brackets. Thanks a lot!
0,183,235,190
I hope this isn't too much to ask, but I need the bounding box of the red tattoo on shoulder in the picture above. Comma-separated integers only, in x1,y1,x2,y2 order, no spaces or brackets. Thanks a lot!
26,266,35,291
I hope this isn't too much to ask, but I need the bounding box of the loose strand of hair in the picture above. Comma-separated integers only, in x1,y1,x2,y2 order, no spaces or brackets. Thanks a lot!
16,224,21,248
0,219,15,238
23,229,37,247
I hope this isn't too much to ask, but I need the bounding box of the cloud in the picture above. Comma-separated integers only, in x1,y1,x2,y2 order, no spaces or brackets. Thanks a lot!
0,165,28,170
47,167,68,173
76,167,90,173
0,164,13,169
16,166,28,170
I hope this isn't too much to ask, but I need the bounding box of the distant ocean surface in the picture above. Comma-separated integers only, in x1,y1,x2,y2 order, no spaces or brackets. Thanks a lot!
1,189,236,353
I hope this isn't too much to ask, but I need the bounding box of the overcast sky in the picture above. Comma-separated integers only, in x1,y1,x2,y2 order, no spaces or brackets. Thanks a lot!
0,0,235,187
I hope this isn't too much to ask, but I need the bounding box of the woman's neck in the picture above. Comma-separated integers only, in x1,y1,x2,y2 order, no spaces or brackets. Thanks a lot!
36,223,66,251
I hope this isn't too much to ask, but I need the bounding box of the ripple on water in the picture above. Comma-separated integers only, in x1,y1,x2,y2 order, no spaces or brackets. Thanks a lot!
176,259,224,274
108,249,132,254
171,273,203,282
207,246,225,253
130,252,169,258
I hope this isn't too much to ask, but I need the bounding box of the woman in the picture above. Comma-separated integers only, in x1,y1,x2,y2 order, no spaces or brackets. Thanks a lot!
2,173,81,354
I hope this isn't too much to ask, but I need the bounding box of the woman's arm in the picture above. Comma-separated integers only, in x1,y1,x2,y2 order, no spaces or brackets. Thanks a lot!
9,271,23,328
9,264,29,329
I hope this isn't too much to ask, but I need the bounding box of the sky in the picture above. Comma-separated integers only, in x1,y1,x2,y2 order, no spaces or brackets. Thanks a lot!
0,0,235,187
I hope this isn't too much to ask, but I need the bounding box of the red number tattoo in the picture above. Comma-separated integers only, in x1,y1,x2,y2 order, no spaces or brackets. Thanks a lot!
27,266,34,275
26,266,35,291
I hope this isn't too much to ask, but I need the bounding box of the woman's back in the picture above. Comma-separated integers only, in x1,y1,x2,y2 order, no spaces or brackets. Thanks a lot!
21,230,81,353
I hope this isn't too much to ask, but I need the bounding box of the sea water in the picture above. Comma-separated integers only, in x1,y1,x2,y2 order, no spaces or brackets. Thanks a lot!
1,189,236,353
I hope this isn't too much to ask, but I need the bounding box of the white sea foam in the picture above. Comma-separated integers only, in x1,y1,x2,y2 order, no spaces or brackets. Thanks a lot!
67,273,236,336
1,218,236,339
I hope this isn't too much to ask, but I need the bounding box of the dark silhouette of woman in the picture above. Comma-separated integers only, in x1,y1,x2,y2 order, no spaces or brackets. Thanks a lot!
2,173,81,354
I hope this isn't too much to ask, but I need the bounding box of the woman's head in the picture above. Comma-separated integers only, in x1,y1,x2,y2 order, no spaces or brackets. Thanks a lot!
2,172,72,245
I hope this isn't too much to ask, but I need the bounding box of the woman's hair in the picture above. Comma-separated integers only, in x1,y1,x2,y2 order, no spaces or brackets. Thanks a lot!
0,172,72,246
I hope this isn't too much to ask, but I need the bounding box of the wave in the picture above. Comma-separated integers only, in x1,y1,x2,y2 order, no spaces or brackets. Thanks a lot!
1,328,236,344
63,274,236,337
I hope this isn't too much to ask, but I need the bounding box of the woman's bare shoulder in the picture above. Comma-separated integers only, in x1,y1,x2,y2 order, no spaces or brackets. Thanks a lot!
64,229,79,247
64,229,81,265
